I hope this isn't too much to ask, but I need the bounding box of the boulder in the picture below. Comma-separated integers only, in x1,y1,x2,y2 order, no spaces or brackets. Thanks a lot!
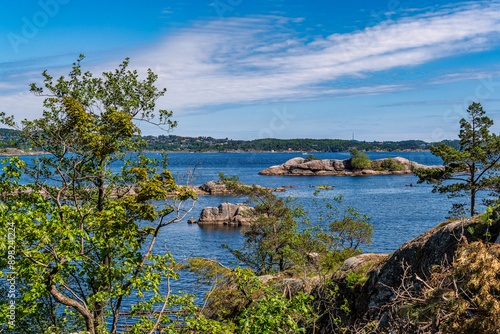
199,207,220,222
198,202,255,226
307,252,321,265
199,180,228,194
332,159,346,171
297,159,326,171
233,205,255,226
339,253,388,272
283,157,305,168
255,165,285,176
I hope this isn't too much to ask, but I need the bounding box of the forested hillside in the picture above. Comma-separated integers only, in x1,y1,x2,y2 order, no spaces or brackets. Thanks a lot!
1,128,459,152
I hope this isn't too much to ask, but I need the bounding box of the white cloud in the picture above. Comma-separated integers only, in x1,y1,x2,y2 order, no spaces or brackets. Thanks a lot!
0,92,42,120
2,1,500,120
121,1,500,114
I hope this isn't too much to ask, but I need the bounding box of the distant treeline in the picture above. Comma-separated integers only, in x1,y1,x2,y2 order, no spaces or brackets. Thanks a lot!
213,138,457,152
0,128,20,149
0,128,460,152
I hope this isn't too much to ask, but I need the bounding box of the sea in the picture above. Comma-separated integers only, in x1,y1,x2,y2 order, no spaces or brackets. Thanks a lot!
8,151,479,320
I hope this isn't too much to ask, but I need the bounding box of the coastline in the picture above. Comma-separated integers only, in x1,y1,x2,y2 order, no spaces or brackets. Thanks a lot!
139,148,431,154
0,148,431,156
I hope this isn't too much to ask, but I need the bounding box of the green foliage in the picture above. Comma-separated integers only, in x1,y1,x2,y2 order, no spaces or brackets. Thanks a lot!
186,265,316,333
345,271,369,288
236,270,315,334
304,154,320,162
314,195,373,271
223,187,373,276
186,190,372,333
349,148,371,170
218,172,240,187
0,55,197,334
223,186,306,275
414,102,500,217
384,157,404,171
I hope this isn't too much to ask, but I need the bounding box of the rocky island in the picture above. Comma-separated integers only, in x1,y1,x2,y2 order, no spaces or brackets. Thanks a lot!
259,156,442,176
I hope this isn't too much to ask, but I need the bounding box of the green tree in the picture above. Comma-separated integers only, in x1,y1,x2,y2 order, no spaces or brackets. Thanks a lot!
349,148,371,170
223,187,307,275
304,154,320,162
414,102,500,217
313,194,373,270
383,157,404,171
222,186,373,276
0,55,197,333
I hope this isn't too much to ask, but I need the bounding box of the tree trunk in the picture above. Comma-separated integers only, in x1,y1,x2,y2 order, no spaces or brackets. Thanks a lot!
94,171,109,330
471,190,476,217
46,267,96,334
471,162,476,217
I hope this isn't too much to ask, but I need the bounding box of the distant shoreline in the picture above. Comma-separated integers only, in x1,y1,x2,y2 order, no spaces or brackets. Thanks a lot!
140,149,432,154
1,148,432,157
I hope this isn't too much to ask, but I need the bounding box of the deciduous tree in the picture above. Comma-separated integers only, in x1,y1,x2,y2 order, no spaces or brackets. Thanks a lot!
0,55,196,333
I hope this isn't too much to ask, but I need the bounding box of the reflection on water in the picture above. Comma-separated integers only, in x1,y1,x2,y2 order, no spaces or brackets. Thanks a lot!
197,224,246,232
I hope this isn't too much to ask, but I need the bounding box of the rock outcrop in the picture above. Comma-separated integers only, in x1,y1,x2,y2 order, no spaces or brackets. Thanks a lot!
191,180,285,196
0,148,47,156
198,202,256,226
258,156,443,176
343,216,500,327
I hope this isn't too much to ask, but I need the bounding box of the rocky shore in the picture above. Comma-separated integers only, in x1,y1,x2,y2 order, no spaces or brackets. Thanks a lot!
189,180,285,196
0,148,47,156
1,180,285,201
259,156,443,176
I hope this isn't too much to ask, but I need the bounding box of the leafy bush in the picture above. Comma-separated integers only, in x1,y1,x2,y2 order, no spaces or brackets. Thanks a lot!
219,172,240,184
304,154,320,162
384,157,404,171
350,148,371,170
235,270,316,334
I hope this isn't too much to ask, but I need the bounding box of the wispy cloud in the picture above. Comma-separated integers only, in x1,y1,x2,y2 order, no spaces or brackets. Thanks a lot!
0,92,41,117
378,99,500,108
123,1,500,114
2,1,500,121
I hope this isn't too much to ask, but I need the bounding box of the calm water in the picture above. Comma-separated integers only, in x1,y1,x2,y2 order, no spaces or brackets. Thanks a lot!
163,151,454,255
9,152,475,314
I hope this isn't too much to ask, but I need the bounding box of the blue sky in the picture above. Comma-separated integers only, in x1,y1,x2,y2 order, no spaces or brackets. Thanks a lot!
1,0,500,141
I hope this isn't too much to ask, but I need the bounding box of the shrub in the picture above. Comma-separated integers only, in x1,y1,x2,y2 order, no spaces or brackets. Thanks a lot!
384,157,404,171
305,154,320,162
350,148,371,170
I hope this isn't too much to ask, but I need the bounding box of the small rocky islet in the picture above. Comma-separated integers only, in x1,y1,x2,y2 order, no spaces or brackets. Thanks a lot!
258,156,443,176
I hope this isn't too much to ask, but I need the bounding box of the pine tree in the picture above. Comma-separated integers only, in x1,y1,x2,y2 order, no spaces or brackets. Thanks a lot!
414,102,500,217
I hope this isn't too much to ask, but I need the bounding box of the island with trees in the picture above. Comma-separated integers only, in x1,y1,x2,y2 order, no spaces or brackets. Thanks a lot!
259,151,443,176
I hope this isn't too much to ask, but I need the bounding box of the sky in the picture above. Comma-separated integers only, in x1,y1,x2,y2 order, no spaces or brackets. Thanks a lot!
1,0,500,142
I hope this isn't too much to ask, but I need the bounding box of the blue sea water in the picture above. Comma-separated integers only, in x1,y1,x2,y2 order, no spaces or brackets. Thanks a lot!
163,151,455,256
7,151,477,318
